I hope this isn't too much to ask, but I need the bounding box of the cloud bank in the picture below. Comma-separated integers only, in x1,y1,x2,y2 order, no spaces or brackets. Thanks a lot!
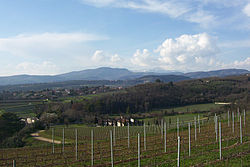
90,50,123,67
156,33,219,71
0,32,249,76
130,33,225,71
0,32,108,75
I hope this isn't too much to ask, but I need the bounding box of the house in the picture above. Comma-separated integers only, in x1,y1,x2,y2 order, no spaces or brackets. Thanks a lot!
130,118,135,123
117,121,122,127
102,117,136,127
24,117,39,124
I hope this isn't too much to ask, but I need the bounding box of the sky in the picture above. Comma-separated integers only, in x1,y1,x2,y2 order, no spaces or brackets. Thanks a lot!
0,0,250,76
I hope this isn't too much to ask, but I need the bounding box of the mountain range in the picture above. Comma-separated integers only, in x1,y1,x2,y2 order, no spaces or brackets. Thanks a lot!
0,67,248,86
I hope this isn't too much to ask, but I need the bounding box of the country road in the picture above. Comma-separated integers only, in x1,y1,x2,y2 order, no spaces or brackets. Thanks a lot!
31,130,62,144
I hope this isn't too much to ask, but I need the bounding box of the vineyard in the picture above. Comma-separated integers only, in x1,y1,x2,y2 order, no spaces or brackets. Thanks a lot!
0,100,43,118
0,110,249,166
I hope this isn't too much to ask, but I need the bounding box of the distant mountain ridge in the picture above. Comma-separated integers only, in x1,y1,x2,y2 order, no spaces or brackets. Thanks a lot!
0,67,248,86
58,67,133,80
184,69,249,78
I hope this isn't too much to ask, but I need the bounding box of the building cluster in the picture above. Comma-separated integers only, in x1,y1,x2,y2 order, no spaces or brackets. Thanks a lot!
97,116,144,127
21,117,39,124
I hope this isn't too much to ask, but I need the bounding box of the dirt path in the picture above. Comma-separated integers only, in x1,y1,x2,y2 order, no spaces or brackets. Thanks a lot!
31,130,62,144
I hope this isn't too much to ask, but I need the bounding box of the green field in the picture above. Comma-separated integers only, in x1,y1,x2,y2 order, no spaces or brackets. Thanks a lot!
59,91,120,103
0,100,44,117
152,103,223,114
140,103,223,125
166,103,222,112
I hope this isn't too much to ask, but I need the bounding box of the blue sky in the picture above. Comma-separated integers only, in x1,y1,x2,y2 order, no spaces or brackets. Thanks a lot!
0,0,249,76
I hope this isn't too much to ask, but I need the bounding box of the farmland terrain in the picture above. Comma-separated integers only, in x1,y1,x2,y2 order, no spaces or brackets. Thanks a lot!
0,73,249,166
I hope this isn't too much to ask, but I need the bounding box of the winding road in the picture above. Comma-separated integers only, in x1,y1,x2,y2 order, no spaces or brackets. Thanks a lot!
31,130,62,144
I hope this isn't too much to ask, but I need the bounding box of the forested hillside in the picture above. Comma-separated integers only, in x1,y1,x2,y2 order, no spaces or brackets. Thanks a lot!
39,74,249,124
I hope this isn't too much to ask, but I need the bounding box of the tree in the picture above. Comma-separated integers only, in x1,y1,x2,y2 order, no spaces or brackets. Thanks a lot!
169,81,174,87
0,113,25,143
155,79,161,83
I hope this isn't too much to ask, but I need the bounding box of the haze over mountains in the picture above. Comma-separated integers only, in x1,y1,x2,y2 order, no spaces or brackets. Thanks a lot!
0,67,248,86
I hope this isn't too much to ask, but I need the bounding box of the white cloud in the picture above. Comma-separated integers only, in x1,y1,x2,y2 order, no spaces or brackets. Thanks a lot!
0,32,106,47
91,50,106,62
130,33,225,71
89,50,124,67
0,32,109,75
80,0,250,30
125,0,191,18
185,10,216,28
222,57,250,69
232,57,250,68
155,33,219,71
1,31,249,75
0,32,107,58
81,0,191,18
111,54,121,63
80,0,218,27
243,3,250,17
15,61,59,75
197,0,245,8
130,33,250,71
131,49,153,67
